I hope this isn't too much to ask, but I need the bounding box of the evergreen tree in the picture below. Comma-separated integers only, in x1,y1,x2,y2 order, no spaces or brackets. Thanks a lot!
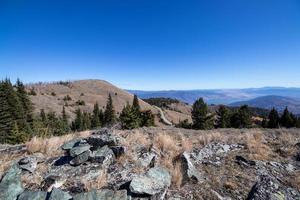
140,110,155,127
82,112,91,130
132,94,141,113
0,81,14,143
119,103,140,129
99,109,105,125
268,108,280,128
280,107,294,128
15,79,33,123
61,106,70,133
73,108,83,131
40,109,47,123
230,105,251,128
6,122,27,144
215,105,230,128
104,94,116,126
191,98,214,130
91,102,101,128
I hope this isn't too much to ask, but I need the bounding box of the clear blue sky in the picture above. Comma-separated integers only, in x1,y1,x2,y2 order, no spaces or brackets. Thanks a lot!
0,0,300,90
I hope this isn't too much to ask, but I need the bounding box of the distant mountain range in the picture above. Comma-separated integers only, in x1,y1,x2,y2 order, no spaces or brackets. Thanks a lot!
128,87,300,114
229,95,300,114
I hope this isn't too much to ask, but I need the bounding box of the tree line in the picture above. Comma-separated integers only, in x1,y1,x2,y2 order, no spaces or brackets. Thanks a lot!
177,98,300,129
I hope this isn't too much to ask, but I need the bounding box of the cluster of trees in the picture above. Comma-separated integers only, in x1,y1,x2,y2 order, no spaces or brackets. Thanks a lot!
178,98,300,130
70,94,154,131
263,107,300,128
120,95,155,129
71,94,115,131
0,79,34,144
143,97,180,108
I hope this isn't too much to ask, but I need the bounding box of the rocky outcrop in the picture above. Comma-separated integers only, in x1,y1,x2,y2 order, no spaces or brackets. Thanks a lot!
73,189,127,200
0,164,24,200
18,190,47,200
181,151,203,183
48,188,72,200
18,157,38,173
130,166,171,196
247,175,300,200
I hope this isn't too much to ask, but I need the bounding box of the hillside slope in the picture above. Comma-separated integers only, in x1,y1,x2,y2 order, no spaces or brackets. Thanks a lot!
27,80,157,120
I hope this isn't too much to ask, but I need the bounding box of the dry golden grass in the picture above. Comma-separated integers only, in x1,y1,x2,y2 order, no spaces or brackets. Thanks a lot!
26,130,92,156
244,131,273,160
171,161,183,189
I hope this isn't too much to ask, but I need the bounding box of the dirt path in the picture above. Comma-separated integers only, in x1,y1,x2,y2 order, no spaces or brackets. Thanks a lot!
153,106,173,126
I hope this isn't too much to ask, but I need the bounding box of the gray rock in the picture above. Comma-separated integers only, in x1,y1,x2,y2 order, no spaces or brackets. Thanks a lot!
73,189,127,200
247,175,300,200
90,145,115,167
0,164,24,200
191,142,243,165
70,150,91,166
181,152,203,183
70,143,91,157
18,190,47,200
138,152,156,168
18,156,38,173
111,146,126,158
130,166,171,195
87,132,119,150
49,188,72,200
61,138,82,150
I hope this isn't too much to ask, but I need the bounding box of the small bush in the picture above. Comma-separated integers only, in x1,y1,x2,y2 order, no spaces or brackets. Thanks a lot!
51,92,56,96
76,100,86,106
63,95,72,101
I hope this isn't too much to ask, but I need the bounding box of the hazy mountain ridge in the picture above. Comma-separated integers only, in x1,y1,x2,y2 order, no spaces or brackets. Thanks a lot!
129,87,300,105
230,95,300,114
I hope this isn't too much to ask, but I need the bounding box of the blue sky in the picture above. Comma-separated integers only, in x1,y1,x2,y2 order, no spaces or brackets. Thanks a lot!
0,0,300,90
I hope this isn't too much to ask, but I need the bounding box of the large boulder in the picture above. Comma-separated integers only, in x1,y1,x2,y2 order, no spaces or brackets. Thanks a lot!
0,164,24,200
89,145,115,167
18,156,38,173
73,189,127,200
86,131,120,150
130,166,171,196
18,190,47,200
70,150,91,166
69,143,91,157
247,175,300,200
49,188,72,200
181,152,203,183
61,138,83,150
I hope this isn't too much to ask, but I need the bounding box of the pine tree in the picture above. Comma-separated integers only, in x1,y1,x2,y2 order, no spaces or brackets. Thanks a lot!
132,94,141,113
6,122,27,144
280,107,294,128
140,110,155,127
15,79,33,123
73,108,83,131
91,102,101,128
191,98,214,130
238,105,252,128
99,109,104,125
215,105,230,128
268,108,279,128
119,103,140,129
0,81,14,143
104,94,116,126
61,106,70,133
230,105,251,128
82,112,91,130
40,109,47,124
